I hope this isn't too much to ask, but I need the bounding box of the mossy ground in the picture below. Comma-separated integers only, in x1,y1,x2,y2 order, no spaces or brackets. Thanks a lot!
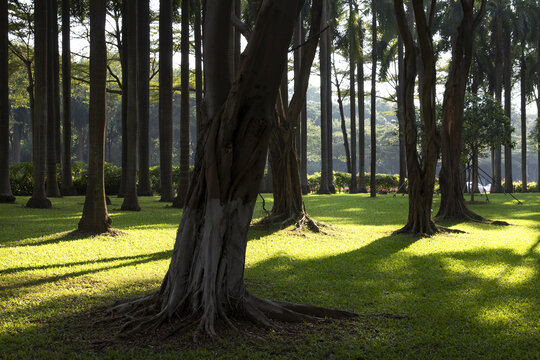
0,193,538,359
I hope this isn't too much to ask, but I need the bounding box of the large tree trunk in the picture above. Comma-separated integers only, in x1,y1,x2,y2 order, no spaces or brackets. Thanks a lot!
349,0,357,194
298,15,310,195
113,0,352,336
393,0,441,236
46,0,61,198
0,0,14,203
357,15,366,193
172,0,191,208
158,0,174,202
520,53,527,192
194,0,203,146
121,0,140,211
503,22,512,193
27,0,51,209
137,0,152,196
318,0,330,194
437,0,486,222
335,70,352,174
78,0,112,234
397,36,407,194
369,0,377,198
326,8,335,194
118,1,128,198
61,0,76,196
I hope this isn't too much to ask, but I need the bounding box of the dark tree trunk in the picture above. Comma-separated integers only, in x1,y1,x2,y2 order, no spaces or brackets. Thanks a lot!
393,0,441,236
369,0,377,198
121,0,141,211
470,148,479,202
298,14,310,195
46,0,61,198
195,0,203,145
61,0,76,196
397,36,407,193
318,0,330,194
112,0,352,336
492,12,503,193
118,0,128,198
334,69,352,174
172,0,191,208
78,0,112,234
0,0,14,203
27,0,51,209
537,28,540,188
262,0,322,228
357,16,366,193
12,119,23,164
349,0,357,194
437,0,486,222
520,53,527,192
503,23,512,193
137,0,152,196
326,9,335,194
158,0,174,202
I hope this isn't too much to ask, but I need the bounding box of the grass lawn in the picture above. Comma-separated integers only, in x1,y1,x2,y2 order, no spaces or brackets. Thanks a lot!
0,193,539,359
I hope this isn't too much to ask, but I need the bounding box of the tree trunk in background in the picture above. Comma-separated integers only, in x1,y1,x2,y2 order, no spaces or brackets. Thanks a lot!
118,1,128,198
158,0,174,202
137,0,152,196
437,0,486,222
393,0,440,235
46,0,61,198
326,9,335,194
537,27,540,188
12,116,23,164
61,0,76,195
0,0,14,203
397,36,407,193
503,22,512,193
195,0,203,145
335,68,351,174
78,0,112,234
491,11,503,193
172,0,191,208
349,0,357,193
121,0,140,211
357,14,366,193
297,13,310,195
370,0,377,198
112,0,355,336
520,53,527,192
318,0,330,194
27,0,51,209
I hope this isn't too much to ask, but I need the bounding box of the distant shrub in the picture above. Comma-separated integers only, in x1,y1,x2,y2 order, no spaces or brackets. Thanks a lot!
9,162,34,196
512,181,538,193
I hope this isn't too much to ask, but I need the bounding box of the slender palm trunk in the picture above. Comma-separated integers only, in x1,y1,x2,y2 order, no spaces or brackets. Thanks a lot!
158,0,174,202
335,72,352,174
397,36,407,193
520,53,527,192
78,0,112,233
137,0,152,196
27,0,51,209
369,0,377,198
172,0,191,208
349,0,357,193
326,12,334,193
195,0,203,145
61,0,76,195
118,1,128,198
503,23,512,193
0,0,14,203
318,0,330,194
357,16,366,193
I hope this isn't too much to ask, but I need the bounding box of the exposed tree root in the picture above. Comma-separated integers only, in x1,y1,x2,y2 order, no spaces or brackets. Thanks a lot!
393,221,465,237
254,211,321,233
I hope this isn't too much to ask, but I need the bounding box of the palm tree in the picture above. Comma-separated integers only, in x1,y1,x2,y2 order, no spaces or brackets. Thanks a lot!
27,0,51,209
357,7,367,193
172,0,190,208
370,0,377,198
318,0,330,194
349,0,357,193
78,0,112,233
159,0,174,202
0,0,14,203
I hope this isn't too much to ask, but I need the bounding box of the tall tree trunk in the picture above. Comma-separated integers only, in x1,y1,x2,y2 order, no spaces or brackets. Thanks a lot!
537,26,540,188
12,117,23,164
326,9,335,194
0,0,14,203
118,1,128,198
492,11,503,193
298,13,310,195
503,22,512,193
78,0,112,234
349,0,357,193
158,0,174,202
113,0,352,336
471,148,479,202
46,0,61,198
369,0,377,198
61,0,76,195
318,0,330,194
393,0,441,236
397,35,407,194
195,0,203,146
334,64,351,174
520,53,527,192
172,0,191,208
27,0,51,209
437,0,486,222
357,16,366,193
137,0,152,196
121,0,141,211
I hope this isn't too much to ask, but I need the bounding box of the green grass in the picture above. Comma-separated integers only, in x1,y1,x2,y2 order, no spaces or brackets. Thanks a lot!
1,193,539,359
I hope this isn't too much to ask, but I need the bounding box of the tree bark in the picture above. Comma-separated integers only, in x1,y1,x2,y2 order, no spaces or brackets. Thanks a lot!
326,7,335,194
137,0,153,196
437,0,486,222
318,0,330,194
349,0,357,193
195,0,203,147
158,0,174,202
78,0,112,234
118,0,128,198
397,36,407,194
334,67,351,174
172,0,191,208
492,11,503,194
299,15,310,195
370,0,377,198
61,0,76,196
112,0,353,336
503,22,512,193
27,0,51,209
46,0,61,198
357,15,366,193
520,53,527,192
121,0,141,211
0,0,14,203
